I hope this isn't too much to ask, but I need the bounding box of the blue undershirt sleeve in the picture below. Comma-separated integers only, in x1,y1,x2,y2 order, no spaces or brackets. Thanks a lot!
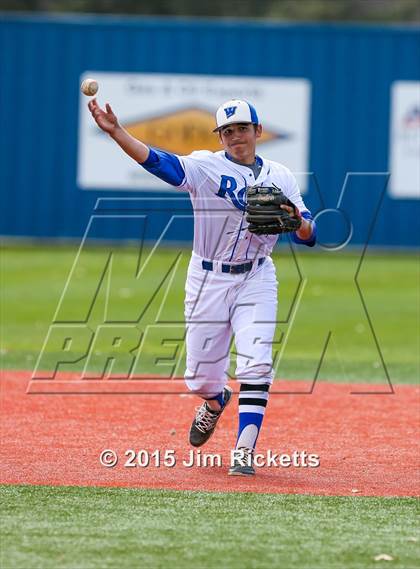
292,211,317,247
139,148,186,187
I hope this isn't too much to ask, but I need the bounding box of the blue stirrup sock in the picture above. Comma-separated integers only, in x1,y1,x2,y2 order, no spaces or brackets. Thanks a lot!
235,383,270,450
205,390,226,409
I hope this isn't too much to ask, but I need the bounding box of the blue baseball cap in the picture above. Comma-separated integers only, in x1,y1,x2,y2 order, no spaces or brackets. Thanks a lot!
213,99,259,132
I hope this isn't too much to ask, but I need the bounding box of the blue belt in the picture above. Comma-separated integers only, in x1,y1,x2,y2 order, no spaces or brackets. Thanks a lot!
202,257,265,274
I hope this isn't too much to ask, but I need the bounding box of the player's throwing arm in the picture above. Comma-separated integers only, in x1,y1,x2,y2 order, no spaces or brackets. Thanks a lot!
88,98,150,163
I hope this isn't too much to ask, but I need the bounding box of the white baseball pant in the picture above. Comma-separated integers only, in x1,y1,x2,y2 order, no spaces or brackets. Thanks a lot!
184,252,278,398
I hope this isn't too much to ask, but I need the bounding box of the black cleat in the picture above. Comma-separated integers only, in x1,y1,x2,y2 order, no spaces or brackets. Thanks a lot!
228,447,256,476
189,386,233,447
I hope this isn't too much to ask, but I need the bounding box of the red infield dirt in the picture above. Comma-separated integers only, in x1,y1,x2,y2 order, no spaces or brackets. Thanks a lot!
1,371,419,497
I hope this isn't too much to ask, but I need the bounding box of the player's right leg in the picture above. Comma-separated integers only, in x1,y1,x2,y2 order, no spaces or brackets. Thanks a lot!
184,255,233,447
185,320,233,446
189,384,233,447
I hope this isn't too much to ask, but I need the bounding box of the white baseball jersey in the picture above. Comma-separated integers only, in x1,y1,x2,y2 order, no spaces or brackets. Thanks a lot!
177,150,310,262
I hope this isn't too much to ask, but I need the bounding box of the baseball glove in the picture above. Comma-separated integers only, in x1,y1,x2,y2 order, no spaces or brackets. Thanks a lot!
245,184,302,235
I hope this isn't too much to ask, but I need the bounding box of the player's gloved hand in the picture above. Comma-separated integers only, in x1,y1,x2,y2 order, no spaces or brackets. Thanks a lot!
245,184,302,235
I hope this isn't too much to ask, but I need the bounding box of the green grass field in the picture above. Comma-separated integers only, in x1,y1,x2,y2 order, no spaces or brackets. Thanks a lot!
1,486,419,569
1,244,419,569
2,244,419,383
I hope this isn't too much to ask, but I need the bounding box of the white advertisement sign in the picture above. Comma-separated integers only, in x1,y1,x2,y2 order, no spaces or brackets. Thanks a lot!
78,72,311,192
389,81,420,199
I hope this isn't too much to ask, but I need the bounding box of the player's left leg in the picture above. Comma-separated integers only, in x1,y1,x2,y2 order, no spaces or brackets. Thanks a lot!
229,383,270,475
229,258,278,475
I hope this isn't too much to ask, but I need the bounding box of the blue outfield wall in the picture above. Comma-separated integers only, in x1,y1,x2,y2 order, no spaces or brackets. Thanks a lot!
0,14,419,247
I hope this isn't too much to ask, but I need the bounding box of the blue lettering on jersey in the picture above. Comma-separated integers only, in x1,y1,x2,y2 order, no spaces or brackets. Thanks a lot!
216,175,246,211
224,106,237,119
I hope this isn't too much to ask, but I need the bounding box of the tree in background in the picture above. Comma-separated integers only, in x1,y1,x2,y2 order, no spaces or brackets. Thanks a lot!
1,0,420,22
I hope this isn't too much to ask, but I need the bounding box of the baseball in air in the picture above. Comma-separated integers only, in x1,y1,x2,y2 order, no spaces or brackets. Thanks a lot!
81,78,99,96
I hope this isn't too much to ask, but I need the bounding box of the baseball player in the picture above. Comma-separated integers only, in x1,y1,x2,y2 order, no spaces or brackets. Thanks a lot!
88,98,316,476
